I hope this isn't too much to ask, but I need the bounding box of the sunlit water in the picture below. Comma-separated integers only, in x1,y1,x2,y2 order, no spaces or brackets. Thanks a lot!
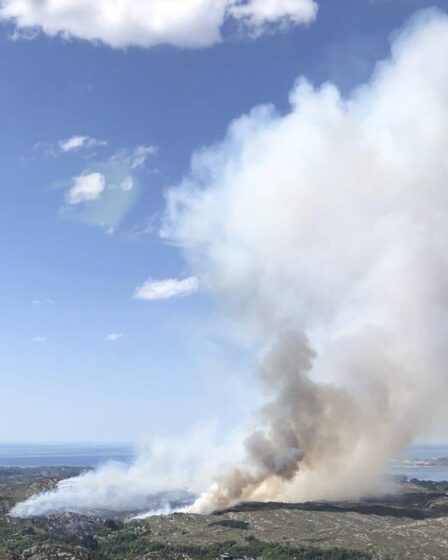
386,444,448,482
0,443,133,468
1,443,447,481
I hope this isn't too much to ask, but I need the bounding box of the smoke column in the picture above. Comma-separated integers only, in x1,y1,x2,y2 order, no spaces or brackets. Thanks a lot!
165,9,448,512
12,9,448,517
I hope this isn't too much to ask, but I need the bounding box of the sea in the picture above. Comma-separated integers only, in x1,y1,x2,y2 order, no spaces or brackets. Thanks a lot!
0,443,134,468
0,443,448,481
388,444,448,482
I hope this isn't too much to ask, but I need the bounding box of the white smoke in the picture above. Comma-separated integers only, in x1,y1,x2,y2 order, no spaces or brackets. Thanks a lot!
164,9,448,511
13,9,448,517
11,423,244,517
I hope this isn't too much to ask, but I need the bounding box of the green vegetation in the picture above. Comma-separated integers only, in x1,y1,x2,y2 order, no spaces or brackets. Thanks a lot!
104,519,124,532
0,514,372,560
0,521,49,555
97,527,371,560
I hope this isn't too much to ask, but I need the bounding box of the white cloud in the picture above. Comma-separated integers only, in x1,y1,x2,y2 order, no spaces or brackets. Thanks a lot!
58,135,107,153
60,144,157,230
0,0,318,49
134,277,199,301
132,145,157,169
119,145,157,170
108,145,156,170
230,0,318,35
65,172,106,205
120,176,134,191
105,333,123,342
32,337,47,343
32,299,54,306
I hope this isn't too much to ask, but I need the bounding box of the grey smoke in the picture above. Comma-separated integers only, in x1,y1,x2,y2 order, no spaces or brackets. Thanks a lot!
192,331,412,512
193,333,360,512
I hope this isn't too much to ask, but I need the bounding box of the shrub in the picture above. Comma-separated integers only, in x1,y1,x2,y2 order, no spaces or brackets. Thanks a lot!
209,519,250,530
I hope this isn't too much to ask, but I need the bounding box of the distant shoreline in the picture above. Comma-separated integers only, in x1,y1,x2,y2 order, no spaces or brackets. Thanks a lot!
1,443,448,481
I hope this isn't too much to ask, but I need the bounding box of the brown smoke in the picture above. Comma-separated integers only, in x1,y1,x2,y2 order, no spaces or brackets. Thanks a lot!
192,332,393,512
193,333,365,512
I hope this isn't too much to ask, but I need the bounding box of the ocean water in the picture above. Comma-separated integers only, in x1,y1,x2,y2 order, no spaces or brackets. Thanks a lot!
0,443,134,468
387,444,448,482
0,443,447,481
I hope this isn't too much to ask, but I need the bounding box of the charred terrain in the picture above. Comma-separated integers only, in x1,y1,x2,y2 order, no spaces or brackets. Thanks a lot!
1,468,448,560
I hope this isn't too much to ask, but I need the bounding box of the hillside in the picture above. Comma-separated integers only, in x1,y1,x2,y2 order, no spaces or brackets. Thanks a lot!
1,468,448,560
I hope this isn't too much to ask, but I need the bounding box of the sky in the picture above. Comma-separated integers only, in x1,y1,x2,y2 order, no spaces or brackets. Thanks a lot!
0,0,447,444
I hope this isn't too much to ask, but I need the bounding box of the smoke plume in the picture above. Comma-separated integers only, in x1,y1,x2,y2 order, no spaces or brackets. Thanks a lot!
12,9,448,517
11,424,243,517
165,9,448,512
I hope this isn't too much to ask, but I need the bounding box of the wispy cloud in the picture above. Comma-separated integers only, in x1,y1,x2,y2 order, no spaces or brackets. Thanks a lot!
63,145,156,205
32,299,54,306
120,177,134,192
231,0,319,36
58,135,107,153
105,333,123,342
0,0,318,49
65,172,106,205
60,144,157,231
32,337,47,343
110,145,157,170
134,277,199,301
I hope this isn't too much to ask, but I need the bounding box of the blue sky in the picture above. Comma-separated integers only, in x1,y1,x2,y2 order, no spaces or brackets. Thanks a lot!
0,0,446,443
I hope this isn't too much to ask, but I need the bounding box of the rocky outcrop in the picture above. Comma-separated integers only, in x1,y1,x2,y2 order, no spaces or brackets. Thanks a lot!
20,544,89,560
32,512,103,539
